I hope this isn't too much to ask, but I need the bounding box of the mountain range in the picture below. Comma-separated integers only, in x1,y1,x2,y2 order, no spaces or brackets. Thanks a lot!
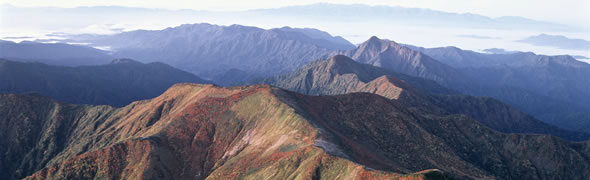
0,40,112,66
7,23,590,134
402,43,590,133
250,3,580,32
2,3,583,37
336,36,472,89
58,23,354,85
2,84,590,179
517,34,590,51
259,55,590,141
2,21,590,179
0,59,210,107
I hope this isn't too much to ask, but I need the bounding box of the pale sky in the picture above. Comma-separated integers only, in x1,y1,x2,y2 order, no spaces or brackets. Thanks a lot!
1,0,589,26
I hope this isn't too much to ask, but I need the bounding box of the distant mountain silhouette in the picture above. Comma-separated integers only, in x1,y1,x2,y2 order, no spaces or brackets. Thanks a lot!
275,26,356,50
251,3,578,32
0,40,112,66
62,23,355,85
482,48,518,54
0,59,210,107
517,34,590,50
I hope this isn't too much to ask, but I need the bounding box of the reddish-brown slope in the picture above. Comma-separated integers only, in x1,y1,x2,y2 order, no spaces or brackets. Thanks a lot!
291,92,590,179
3,84,443,180
2,83,589,179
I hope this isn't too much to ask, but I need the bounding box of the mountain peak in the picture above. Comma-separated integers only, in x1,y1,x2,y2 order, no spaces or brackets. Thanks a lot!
357,36,401,52
259,54,435,99
328,54,354,64
368,35,381,42
365,36,384,47
326,55,369,76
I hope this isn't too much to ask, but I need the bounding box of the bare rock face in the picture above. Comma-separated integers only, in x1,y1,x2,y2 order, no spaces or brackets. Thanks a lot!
1,83,589,180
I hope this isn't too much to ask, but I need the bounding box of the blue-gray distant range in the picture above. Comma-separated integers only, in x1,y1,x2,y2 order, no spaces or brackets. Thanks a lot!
517,34,590,50
2,3,590,179
3,23,590,135
3,3,589,61
481,48,519,54
0,40,112,66
0,3,586,35
249,3,583,32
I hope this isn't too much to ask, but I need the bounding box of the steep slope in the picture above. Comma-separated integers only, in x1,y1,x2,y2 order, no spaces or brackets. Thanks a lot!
430,95,589,139
258,55,454,98
405,45,590,133
0,59,210,107
1,84,448,180
261,55,590,141
1,84,589,179
275,27,355,50
340,37,590,134
338,36,472,89
34,22,589,133
401,45,493,68
460,54,590,108
62,23,355,85
0,40,112,66
293,93,590,179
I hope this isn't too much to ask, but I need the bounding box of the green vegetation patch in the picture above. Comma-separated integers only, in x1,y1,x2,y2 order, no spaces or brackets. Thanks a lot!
279,143,299,152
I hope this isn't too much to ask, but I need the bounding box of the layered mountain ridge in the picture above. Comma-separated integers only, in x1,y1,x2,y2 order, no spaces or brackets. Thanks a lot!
402,44,590,133
260,55,590,141
61,23,355,85
337,36,470,89
2,84,590,179
0,40,112,66
0,58,210,107
259,55,454,98
1,84,448,180
6,24,589,133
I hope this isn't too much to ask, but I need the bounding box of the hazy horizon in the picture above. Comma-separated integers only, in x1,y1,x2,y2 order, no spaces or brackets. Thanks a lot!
1,1,589,63
2,0,589,25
